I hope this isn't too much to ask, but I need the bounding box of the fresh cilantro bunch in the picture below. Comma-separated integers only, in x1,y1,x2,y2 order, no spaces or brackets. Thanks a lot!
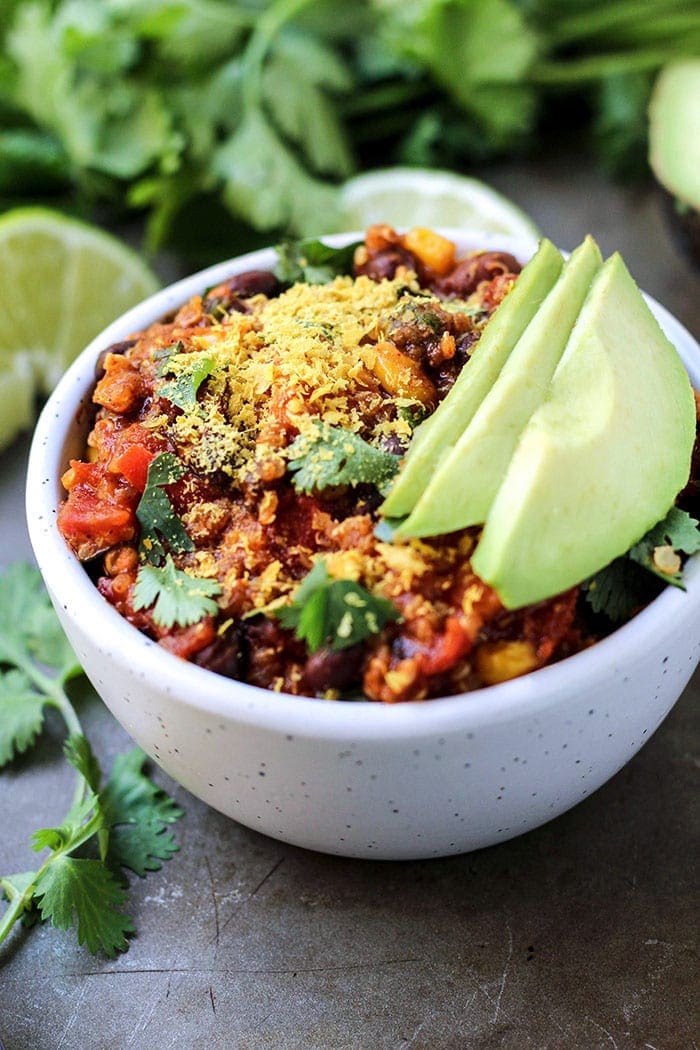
0,563,182,958
286,422,401,495
3,0,693,254
274,559,401,652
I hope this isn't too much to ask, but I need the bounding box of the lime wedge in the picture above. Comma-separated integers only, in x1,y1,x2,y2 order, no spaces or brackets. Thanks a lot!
336,168,540,238
0,207,159,449
0,354,34,453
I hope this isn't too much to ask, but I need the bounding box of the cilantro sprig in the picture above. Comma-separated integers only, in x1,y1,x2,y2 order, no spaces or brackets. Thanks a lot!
275,238,362,286
273,559,401,652
134,454,223,629
136,452,193,564
0,563,182,957
158,354,216,414
133,556,222,629
286,423,401,495
584,507,700,621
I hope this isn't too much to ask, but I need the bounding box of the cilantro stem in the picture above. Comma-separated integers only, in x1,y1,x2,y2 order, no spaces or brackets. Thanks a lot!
10,651,83,738
6,651,86,810
547,1,697,47
241,0,321,113
0,806,104,949
529,46,697,84
0,882,29,945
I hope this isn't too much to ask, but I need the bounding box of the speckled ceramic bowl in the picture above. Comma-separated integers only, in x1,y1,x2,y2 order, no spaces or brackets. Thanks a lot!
26,233,700,860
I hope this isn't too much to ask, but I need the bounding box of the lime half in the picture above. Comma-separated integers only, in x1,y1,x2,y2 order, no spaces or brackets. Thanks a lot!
0,207,159,450
0,355,34,452
336,168,540,239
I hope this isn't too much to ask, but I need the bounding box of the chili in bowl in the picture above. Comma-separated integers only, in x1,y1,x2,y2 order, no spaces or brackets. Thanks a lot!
26,228,700,859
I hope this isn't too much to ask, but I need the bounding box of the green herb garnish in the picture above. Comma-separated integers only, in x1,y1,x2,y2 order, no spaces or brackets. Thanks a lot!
133,555,222,629
273,559,400,652
628,507,700,586
275,238,362,286
0,563,182,957
584,507,700,621
158,354,215,413
154,341,184,378
286,422,400,494
136,452,193,564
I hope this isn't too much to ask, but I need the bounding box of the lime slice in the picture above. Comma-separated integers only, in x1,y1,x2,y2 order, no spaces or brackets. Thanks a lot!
336,167,540,239
0,354,34,452
0,207,159,449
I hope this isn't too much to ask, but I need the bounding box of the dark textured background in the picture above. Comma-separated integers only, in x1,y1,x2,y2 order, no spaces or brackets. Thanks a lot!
1,153,698,1049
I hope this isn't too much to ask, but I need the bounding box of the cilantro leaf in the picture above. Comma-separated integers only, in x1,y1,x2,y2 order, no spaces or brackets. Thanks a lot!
583,557,661,623
377,0,538,147
286,423,400,495
0,562,77,678
158,354,215,413
31,788,101,855
0,669,48,766
274,559,400,653
583,507,700,620
154,340,184,377
213,109,342,235
34,856,134,958
64,733,102,795
101,749,182,877
25,599,82,681
629,507,700,587
262,31,353,178
275,238,361,286
136,452,194,564
133,555,222,628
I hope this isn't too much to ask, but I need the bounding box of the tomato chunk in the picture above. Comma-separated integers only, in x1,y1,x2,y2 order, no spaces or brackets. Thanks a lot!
112,444,156,492
59,460,138,559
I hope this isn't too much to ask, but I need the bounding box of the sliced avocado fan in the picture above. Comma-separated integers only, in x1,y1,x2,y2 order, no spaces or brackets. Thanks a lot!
395,236,602,538
380,238,563,519
472,252,696,609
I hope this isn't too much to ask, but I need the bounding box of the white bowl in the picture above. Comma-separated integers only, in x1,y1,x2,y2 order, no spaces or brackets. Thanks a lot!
26,232,700,860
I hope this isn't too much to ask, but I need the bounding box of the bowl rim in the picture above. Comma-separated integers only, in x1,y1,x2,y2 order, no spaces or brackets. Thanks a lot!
26,229,700,741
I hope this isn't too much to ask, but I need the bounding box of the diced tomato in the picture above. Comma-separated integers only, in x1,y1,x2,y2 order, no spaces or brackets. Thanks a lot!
418,616,471,676
158,618,217,658
59,460,138,559
112,444,156,492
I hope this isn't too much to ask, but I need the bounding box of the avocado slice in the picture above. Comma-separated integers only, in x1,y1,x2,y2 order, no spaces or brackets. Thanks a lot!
649,59,700,266
396,236,602,538
472,252,696,609
380,238,563,519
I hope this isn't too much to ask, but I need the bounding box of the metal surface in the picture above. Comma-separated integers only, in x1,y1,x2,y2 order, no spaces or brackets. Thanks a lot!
1,155,698,1049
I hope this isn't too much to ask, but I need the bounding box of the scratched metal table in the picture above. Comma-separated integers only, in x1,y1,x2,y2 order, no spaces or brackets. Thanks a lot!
1,156,698,1050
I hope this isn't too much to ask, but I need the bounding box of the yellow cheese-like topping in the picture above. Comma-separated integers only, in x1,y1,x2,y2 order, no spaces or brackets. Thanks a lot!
158,274,423,482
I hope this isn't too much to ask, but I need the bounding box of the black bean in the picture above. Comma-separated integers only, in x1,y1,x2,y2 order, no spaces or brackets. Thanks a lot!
203,270,281,314
302,644,363,694
439,252,521,297
193,630,242,680
354,247,418,282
